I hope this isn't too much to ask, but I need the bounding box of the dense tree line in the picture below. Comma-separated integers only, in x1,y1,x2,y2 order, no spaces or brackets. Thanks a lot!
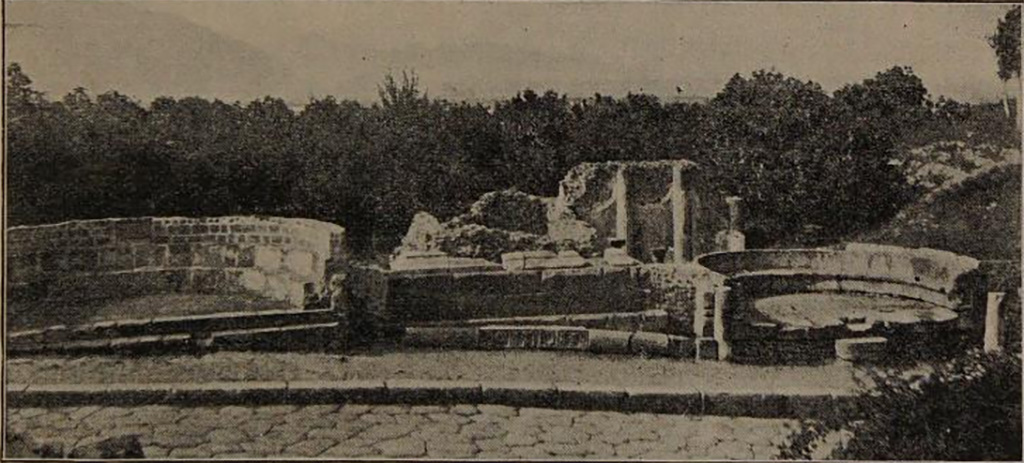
6,64,1018,257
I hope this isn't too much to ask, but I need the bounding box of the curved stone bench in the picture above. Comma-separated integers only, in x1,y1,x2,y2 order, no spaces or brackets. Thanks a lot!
697,243,979,305
7,216,346,333
695,243,981,364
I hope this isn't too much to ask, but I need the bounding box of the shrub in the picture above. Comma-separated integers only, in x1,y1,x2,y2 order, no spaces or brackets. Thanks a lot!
781,350,1022,460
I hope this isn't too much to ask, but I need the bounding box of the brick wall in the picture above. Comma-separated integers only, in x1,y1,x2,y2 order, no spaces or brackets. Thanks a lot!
7,216,346,308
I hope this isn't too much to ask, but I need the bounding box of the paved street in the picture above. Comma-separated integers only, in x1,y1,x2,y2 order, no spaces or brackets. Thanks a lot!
8,403,799,459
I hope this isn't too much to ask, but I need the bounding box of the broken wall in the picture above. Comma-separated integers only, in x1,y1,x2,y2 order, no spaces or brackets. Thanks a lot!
7,216,347,308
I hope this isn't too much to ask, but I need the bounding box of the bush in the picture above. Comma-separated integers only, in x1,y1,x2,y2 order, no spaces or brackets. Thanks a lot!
781,350,1022,460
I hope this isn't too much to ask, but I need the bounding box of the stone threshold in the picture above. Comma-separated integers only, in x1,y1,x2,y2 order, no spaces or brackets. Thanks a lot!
7,380,862,419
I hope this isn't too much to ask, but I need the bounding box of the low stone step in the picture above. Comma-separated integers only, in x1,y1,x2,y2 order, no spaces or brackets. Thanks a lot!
410,309,668,333
835,337,889,363
478,325,589,350
9,309,338,348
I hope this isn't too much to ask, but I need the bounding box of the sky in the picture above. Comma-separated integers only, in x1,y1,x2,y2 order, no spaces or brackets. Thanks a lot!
5,1,1019,106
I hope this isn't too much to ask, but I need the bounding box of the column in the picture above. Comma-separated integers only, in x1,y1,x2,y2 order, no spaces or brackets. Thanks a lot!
984,292,1006,353
614,167,628,242
713,286,732,361
671,164,688,264
725,196,745,252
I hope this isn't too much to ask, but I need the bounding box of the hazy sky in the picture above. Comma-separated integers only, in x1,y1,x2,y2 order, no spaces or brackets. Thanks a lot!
5,1,1018,106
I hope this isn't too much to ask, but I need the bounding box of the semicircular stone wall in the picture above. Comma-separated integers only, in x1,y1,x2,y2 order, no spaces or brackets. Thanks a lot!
7,216,346,308
696,242,980,309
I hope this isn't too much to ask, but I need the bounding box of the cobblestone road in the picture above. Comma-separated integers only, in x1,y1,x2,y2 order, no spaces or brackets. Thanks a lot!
8,404,799,459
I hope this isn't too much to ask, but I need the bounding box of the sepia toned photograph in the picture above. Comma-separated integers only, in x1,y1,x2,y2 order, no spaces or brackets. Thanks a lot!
3,0,1022,460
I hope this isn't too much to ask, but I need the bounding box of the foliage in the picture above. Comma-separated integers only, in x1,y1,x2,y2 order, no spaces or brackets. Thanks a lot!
781,350,1023,461
5,64,1016,257
989,6,1021,82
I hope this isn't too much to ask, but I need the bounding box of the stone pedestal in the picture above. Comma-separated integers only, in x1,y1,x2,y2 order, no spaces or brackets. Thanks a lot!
985,292,1007,353
692,285,714,338
713,286,732,361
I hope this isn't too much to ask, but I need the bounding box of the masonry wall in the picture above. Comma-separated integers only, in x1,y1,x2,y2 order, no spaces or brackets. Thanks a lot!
385,266,642,323
7,216,346,308
382,263,718,329
557,160,730,262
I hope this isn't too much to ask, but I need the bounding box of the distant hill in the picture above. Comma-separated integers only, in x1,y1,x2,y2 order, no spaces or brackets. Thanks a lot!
856,160,1021,260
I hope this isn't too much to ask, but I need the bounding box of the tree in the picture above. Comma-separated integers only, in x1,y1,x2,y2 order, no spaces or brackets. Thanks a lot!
6,63,45,120
989,6,1021,123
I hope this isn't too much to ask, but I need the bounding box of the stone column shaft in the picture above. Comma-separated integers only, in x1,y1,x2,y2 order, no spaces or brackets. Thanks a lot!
671,165,688,263
713,286,732,361
614,167,628,242
985,292,1007,353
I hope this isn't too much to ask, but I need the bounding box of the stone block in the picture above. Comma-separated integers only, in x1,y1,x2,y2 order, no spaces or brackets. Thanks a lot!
401,327,478,349
501,250,588,271
667,334,695,358
390,251,502,273
254,247,283,271
191,269,227,294
478,381,558,408
385,379,484,405
586,329,632,354
97,247,135,271
283,250,315,277
167,244,193,267
228,268,267,293
630,331,669,356
452,270,541,295
695,337,719,360
554,383,627,411
478,325,589,350
236,246,257,267
133,245,166,268
621,385,701,414
603,248,640,267
835,337,888,364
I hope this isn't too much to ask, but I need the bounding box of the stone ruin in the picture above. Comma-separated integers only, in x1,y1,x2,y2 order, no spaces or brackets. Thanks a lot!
393,160,737,271
6,159,1015,365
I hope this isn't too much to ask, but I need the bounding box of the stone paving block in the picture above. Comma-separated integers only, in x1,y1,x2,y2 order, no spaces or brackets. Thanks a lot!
167,446,213,458
67,405,102,421
377,436,428,457
426,437,479,458
320,439,381,457
141,445,169,458
358,422,416,443
282,438,336,457
460,421,508,440
504,431,540,447
206,428,249,446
